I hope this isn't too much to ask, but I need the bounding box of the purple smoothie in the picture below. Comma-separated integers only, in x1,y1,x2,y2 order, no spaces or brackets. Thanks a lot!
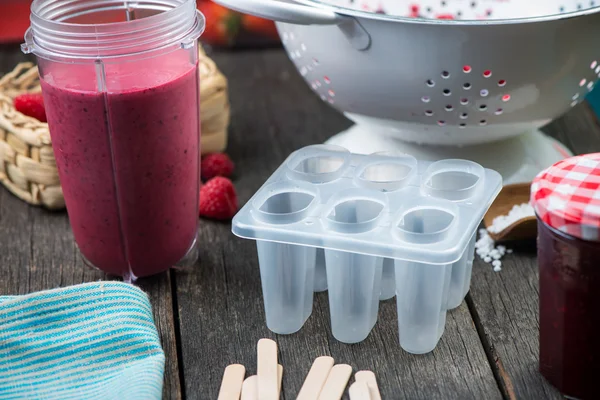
40,59,200,278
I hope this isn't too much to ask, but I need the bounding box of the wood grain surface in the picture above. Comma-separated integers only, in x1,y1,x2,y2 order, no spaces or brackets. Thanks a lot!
1,44,599,399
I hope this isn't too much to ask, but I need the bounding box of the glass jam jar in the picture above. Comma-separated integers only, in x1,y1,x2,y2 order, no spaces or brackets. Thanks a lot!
22,0,205,280
531,153,600,400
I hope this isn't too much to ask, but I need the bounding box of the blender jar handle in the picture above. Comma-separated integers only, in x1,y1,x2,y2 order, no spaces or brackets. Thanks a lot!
212,0,371,50
212,0,343,25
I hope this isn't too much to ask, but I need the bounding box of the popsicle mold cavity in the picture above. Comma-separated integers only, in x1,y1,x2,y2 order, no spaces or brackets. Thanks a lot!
251,181,318,225
232,145,502,353
355,153,417,192
421,160,485,201
395,197,458,245
324,189,387,234
286,144,350,184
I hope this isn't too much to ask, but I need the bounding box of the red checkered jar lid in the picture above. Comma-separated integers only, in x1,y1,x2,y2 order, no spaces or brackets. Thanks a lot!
531,153,600,241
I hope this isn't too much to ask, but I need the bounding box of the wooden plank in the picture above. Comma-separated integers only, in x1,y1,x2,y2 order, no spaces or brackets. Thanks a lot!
0,45,182,400
467,102,600,399
175,49,501,399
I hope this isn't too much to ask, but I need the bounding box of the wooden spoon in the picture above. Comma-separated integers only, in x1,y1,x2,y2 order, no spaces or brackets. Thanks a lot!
483,182,537,242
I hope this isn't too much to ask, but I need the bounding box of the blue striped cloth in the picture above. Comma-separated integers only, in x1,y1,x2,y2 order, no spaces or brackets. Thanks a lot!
0,281,165,400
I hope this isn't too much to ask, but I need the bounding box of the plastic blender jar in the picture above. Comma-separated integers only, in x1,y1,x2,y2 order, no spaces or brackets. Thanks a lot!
22,0,205,280
531,153,600,400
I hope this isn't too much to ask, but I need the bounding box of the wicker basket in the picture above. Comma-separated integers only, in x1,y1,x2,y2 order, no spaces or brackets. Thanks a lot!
0,47,229,210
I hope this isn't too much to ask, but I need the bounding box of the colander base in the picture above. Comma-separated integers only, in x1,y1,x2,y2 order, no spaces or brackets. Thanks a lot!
325,125,571,185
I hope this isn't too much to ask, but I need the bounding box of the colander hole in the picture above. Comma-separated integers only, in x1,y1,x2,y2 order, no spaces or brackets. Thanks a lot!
422,96,431,103
426,79,435,87
425,110,434,116
301,43,307,51
480,89,489,97
457,10,463,17
596,66,600,74
441,0,447,6
445,105,453,111
324,76,331,84
321,94,326,101
592,61,598,69
588,82,595,90
311,82,317,90
438,121,446,126
441,71,450,79
559,6,565,12
502,94,511,102
460,98,469,105
479,105,488,111
289,32,295,40
460,113,468,119
313,58,319,66
307,65,313,72
295,50,301,58
471,1,477,7
498,80,506,87
316,81,322,87
328,89,336,97
578,3,583,9
328,98,334,104
486,9,492,16
463,83,472,90
483,70,492,78
480,120,487,126
463,65,472,73
495,108,503,115
571,100,578,107
580,78,587,87
459,123,466,128
443,89,452,96
301,67,307,76
573,93,580,100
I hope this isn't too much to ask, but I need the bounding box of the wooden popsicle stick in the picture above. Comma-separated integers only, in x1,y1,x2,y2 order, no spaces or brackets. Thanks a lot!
278,364,283,397
349,381,372,400
317,364,353,400
355,371,382,400
241,375,258,400
217,364,246,400
257,339,279,400
297,356,335,400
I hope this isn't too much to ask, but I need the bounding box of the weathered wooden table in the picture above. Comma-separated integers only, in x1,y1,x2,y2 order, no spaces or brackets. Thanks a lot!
1,45,599,400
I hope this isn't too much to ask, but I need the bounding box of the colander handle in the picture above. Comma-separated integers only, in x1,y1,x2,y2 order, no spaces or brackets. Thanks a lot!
212,0,370,50
212,0,342,25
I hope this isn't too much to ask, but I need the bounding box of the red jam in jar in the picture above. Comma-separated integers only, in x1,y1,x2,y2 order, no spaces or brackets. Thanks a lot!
532,153,600,400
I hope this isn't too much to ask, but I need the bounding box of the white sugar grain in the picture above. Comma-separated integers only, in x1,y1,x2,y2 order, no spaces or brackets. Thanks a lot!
487,203,534,234
475,229,513,273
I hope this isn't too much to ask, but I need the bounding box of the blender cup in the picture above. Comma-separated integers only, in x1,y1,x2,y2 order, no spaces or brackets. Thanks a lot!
22,0,205,280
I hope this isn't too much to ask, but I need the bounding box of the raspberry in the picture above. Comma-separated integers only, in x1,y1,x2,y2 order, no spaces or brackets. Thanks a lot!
13,93,47,122
199,177,238,220
201,152,234,181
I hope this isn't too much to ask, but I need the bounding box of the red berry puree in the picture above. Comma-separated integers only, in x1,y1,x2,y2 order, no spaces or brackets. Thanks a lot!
538,220,600,399
40,58,200,278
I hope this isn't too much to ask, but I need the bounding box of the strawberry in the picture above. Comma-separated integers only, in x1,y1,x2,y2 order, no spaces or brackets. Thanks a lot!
199,176,238,220
241,15,279,39
201,152,234,181
13,93,47,122
197,1,242,46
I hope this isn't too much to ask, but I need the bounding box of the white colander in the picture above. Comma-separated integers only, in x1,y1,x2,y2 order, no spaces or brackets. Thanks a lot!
214,0,600,145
